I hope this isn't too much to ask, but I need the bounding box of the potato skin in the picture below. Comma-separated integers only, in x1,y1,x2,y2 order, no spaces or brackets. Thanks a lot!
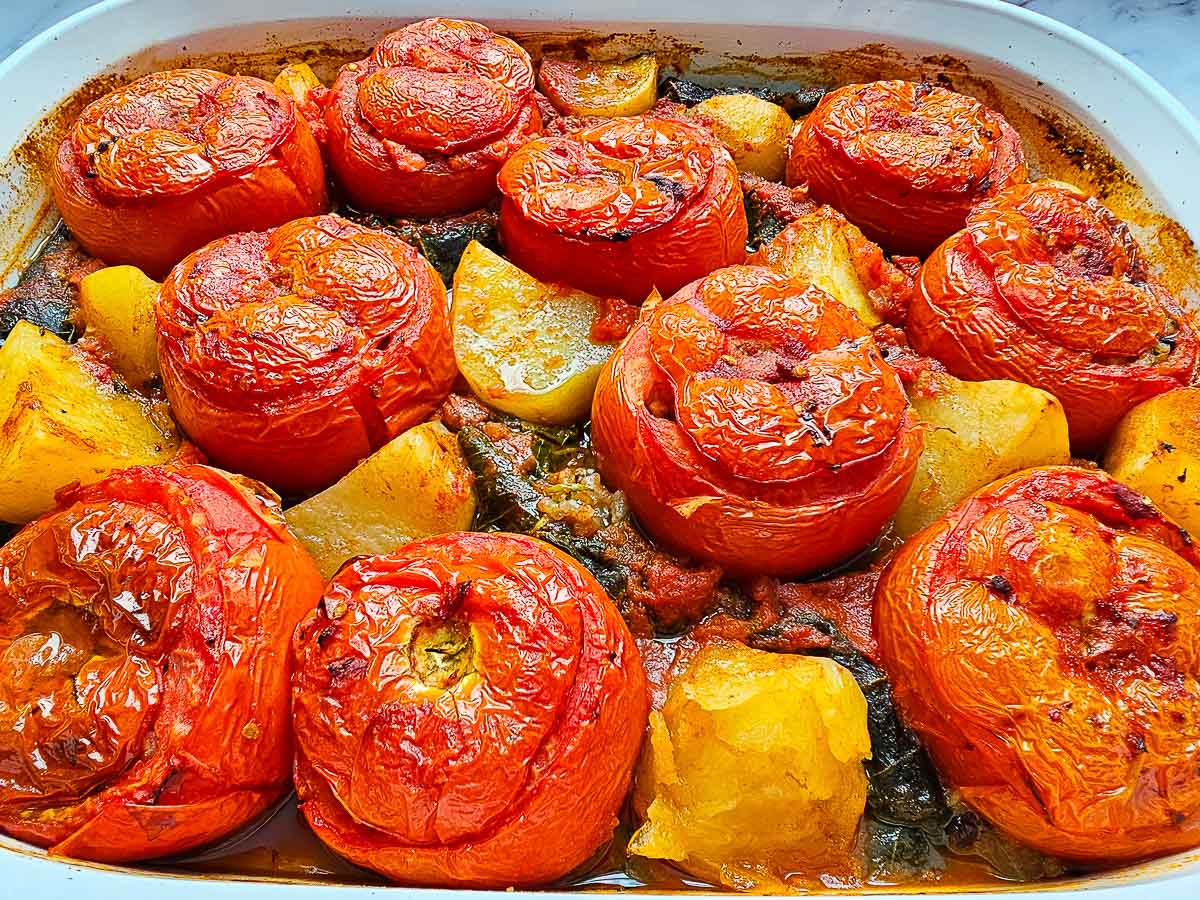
787,80,1026,254
324,18,541,217
591,265,921,577
909,182,1197,456
157,214,456,496
0,465,324,862
291,532,649,887
53,69,328,279
876,466,1200,861
498,116,747,303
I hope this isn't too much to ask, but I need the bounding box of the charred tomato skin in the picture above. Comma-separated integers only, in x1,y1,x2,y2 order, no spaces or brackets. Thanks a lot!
875,466,1200,862
324,18,542,218
290,531,649,887
53,68,329,280
156,214,456,497
497,116,747,304
591,265,922,577
0,464,323,862
787,80,1027,255
909,182,1197,455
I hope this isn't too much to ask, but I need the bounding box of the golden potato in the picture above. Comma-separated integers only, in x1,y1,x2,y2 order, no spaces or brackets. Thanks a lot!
273,61,323,104
0,321,179,523
629,641,870,889
692,94,793,181
896,372,1070,537
77,264,161,386
537,55,658,118
285,421,476,579
451,240,618,424
1104,386,1200,536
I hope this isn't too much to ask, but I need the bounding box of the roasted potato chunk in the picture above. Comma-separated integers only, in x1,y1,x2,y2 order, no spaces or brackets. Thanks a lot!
692,94,793,181
538,55,658,118
0,321,179,523
77,265,161,386
273,61,322,104
896,372,1070,537
1104,386,1200,535
452,240,619,424
629,642,870,889
285,421,476,579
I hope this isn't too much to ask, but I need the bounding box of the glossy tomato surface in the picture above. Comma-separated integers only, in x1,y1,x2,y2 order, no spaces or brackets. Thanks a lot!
909,181,1197,455
52,69,328,279
291,531,649,887
324,18,541,217
498,115,747,303
0,465,323,862
788,80,1027,255
591,265,922,577
157,214,456,496
876,466,1200,861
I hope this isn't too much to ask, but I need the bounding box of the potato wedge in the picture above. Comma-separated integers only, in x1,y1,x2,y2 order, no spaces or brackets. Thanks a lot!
538,55,658,118
692,94,793,181
451,240,618,424
285,421,476,579
77,265,161,386
896,372,1070,537
0,321,179,523
1104,386,1200,536
273,62,323,105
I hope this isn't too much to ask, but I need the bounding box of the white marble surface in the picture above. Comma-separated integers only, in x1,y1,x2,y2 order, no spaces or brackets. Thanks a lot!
0,0,1198,112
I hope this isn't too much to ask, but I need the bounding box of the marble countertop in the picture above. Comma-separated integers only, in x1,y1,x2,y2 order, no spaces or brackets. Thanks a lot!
0,0,1197,113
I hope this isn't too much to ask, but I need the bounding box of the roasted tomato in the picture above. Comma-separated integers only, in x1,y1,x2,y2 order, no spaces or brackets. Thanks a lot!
787,80,1027,254
591,265,922,577
157,214,456,496
909,182,1197,455
876,466,1200,862
0,464,323,862
324,18,542,217
52,69,328,280
291,532,649,887
497,116,747,303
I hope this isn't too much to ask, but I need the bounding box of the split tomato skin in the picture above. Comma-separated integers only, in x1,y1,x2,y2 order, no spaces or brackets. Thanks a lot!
909,182,1198,455
0,464,324,862
324,18,542,218
875,466,1200,862
157,214,457,496
591,265,922,577
787,80,1027,255
290,532,649,887
497,116,747,304
53,69,329,280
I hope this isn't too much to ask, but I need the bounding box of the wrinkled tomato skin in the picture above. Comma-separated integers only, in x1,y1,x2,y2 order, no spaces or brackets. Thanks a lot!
875,466,1200,862
0,465,324,862
591,265,922,577
498,116,747,304
909,182,1197,455
787,80,1027,255
53,69,329,280
157,214,456,496
291,532,649,887
324,19,541,218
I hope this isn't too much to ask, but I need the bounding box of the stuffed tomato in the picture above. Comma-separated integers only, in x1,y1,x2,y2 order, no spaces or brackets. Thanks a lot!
908,181,1197,454
498,115,747,303
157,214,456,496
291,531,649,887
591,265,922,577
787,80,1027,254
875,466,1200,861
324,18,541,217
0,465,323,862
53,68,328,279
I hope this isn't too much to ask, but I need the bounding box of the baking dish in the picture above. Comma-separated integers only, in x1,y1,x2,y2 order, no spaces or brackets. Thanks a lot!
2,0,1200,896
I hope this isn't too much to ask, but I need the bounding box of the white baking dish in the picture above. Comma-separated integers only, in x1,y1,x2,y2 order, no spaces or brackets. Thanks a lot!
2,0,1199,896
